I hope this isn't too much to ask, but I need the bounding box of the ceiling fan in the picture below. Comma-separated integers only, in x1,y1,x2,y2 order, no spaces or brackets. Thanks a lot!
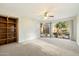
43,11,54,18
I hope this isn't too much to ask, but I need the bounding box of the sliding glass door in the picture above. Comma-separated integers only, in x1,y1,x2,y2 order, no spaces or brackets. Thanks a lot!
40,21,71,39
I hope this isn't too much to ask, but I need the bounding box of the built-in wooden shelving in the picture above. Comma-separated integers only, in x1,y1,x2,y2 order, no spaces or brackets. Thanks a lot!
0,15,18,45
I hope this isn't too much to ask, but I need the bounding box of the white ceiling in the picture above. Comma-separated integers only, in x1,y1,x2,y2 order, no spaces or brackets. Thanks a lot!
0,3,79,20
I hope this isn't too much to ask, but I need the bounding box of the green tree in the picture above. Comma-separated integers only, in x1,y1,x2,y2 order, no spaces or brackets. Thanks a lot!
54,21,68,38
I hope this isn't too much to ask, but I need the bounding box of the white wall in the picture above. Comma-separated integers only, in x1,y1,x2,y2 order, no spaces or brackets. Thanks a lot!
72,18,77,41
19,17,40,42
76,16,79,45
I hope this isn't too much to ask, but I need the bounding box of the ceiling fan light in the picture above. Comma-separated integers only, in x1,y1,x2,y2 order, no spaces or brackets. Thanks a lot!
44,16,48,20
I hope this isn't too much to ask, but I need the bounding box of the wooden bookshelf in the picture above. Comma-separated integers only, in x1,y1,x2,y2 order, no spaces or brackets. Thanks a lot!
0,15,18,45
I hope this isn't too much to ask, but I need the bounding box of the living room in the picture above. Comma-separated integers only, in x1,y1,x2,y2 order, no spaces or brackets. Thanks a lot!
0,3,79,56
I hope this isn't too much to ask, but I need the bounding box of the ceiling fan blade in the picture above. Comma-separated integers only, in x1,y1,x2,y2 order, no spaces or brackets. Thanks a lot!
49,16,54,17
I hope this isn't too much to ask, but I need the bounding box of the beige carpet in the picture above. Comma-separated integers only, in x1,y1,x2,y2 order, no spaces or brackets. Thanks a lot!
0,38,79,56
